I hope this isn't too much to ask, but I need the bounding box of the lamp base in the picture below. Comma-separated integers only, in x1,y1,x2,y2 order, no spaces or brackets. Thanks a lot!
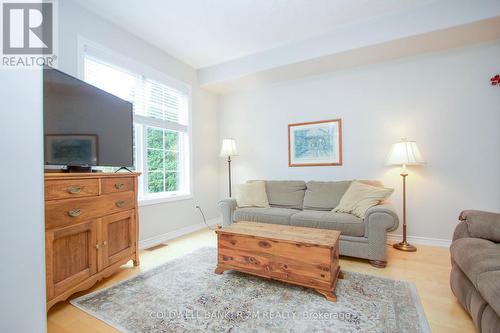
393,241,417,252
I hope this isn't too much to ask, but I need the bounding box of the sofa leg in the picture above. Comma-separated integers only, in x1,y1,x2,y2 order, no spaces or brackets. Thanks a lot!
369,260,387,268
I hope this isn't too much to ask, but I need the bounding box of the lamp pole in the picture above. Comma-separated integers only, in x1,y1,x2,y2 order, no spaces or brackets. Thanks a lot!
220,138,237,198
393,165,416,252
227,155,232,197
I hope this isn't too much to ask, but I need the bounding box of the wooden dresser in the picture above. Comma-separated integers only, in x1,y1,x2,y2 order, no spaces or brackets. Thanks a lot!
44,172,140,310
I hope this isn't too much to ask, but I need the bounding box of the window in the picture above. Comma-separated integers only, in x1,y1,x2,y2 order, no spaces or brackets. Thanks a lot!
83,52,191,203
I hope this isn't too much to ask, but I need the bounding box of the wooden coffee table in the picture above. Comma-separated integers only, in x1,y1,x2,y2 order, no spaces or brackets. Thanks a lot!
215,221,342,301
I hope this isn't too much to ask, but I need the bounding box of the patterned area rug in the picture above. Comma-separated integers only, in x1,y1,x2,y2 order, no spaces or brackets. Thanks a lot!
71,247,430,333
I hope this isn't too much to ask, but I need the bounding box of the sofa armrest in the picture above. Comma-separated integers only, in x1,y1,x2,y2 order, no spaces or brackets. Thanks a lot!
455,210,500,243
217,198,237,227
452,221,471,241
364,204,400,234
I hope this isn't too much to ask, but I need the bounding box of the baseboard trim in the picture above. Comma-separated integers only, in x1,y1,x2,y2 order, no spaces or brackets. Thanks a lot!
387,233,451,248
140,221,452,249
139,217,221,250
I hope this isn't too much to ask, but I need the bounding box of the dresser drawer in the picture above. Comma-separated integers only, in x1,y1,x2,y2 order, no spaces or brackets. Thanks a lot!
101,177,134,194
45,179,99,200
45,191,135,229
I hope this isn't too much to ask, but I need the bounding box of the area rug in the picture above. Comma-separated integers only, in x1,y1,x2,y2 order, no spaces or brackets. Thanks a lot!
71,247,430,333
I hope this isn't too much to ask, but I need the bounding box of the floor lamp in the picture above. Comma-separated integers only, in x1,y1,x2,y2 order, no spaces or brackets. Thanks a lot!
386,138,425,252
220,138,238,197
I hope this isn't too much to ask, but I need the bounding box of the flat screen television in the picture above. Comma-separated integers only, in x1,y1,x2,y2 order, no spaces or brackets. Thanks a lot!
43,67,133,170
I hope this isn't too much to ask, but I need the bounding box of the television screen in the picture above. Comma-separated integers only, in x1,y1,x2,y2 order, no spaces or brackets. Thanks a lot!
43,67,133,168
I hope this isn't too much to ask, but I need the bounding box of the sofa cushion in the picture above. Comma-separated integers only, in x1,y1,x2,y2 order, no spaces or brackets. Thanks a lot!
459,210,500,243
233,207,299,225
451,237,500,309
303,181,351,211
477,270,500,317
290,210,365,237
234,181,269,208
450,265,488,330
254,180,306,209
481,305,500,333
332,181,394,218
358,180,384,188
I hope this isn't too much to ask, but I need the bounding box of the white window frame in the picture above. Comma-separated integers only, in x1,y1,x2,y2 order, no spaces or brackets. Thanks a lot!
77,37,193,205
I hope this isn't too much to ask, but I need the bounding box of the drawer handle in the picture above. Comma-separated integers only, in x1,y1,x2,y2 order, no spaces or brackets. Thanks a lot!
67,186,81,194
115,200,126,208
67,208,81,217
115,183,125,190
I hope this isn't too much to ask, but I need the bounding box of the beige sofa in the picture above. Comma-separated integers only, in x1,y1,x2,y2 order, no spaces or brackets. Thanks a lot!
218,180,399,267
450,210,500,333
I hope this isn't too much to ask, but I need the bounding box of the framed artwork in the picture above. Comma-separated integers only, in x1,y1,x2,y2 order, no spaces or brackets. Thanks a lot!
45,134,98,166
288,119,342,167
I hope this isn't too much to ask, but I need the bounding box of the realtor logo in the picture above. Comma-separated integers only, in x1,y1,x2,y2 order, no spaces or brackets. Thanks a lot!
2,1,57,67
3,2,52,54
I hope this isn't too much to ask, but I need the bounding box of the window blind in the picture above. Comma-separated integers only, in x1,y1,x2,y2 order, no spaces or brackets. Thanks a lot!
84,55,187,125
84,56,138,104
144,79,182,123
82,51,191,199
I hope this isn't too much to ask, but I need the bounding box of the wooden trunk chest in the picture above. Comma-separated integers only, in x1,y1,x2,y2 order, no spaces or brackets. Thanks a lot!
215,221,342,301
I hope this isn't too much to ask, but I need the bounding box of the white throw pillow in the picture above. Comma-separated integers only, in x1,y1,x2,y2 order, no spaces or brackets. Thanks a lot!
332,181,393,218
235,181,270,208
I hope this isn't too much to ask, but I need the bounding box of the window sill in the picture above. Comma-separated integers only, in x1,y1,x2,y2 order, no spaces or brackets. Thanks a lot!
139,194,193,207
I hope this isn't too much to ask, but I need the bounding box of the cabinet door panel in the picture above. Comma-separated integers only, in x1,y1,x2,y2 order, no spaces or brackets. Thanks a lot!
101,210,135,269
46,221,97,300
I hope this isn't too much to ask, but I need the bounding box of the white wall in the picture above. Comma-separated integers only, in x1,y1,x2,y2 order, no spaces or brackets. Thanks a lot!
58,0,220,241
219,41,500,241
0,70,46,332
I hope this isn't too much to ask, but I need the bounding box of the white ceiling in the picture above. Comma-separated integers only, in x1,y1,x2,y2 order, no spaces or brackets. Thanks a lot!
72,0,436,68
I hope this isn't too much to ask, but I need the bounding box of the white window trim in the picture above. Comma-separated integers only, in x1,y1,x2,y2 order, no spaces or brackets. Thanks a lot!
139,125,190,200
77,37,191,93
77,36,194,202
134,114,188,133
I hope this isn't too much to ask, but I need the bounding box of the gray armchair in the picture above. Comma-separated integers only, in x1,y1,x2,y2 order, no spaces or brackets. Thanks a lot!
450,210,500,333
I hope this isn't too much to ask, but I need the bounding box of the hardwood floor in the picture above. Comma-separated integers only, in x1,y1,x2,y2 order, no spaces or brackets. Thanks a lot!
47,228,475,333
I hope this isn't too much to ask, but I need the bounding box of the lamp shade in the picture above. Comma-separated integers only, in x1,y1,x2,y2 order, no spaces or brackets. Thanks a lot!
386,139,425,166
220,138,238,157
